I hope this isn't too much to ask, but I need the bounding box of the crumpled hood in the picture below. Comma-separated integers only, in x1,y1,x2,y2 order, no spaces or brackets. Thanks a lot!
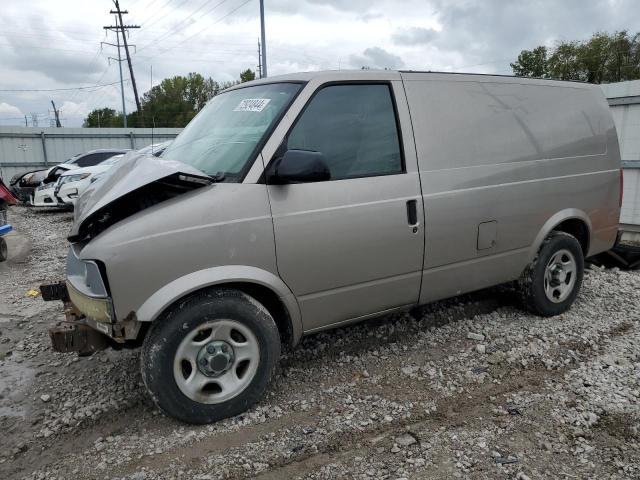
61,163,110,178
70,151,210,239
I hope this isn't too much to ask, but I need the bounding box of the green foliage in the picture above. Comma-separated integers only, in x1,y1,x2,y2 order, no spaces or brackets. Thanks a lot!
82,107,123,128
511,30,640,83
510,46,548,78
240,69,256,82
84,69,255,128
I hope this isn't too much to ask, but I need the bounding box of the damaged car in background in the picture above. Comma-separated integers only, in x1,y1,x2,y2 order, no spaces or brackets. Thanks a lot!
0,175,17,261
41,70,621,425
11,148,129,205
53,142,172,207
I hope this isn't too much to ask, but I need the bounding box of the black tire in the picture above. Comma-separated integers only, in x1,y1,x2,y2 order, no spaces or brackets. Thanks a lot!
519,231,584,316
0,237,7,262
140,288,281,424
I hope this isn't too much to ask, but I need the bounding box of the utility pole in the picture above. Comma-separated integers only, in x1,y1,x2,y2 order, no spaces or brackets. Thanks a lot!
259,0,267,77
24,115,28,127
257,40,262,78
101,18,128,127
104,0,144,127
50,100,62,128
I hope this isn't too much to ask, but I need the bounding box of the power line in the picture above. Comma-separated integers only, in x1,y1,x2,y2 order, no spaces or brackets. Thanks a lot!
138,0,174,26
134,0,229,54
143,0,192,30
0,81,123,92
136,0,252,64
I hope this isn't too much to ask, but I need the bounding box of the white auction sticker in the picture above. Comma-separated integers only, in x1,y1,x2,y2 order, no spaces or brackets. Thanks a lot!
234,98,271,112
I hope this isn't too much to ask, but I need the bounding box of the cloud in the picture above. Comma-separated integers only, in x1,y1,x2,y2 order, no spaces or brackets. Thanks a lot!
1,0,640,126
0,102,23,118
392,27,438,45
349,47,405,69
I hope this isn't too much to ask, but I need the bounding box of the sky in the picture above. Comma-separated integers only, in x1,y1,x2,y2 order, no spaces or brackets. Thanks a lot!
0,0,638,127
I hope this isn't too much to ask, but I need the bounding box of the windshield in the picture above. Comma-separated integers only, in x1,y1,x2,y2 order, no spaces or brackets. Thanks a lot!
102,154,124,166
161,82,301,180
63,154,82,165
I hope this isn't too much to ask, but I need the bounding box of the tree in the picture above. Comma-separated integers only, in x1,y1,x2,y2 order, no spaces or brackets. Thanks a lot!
547,41,583,81
512,30,640,83
83,69,257,128
240,69,256,82
510,46,548,78
83,108,123,128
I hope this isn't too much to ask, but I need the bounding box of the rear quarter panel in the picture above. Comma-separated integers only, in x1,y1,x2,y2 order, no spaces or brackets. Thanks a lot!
401,73,620,303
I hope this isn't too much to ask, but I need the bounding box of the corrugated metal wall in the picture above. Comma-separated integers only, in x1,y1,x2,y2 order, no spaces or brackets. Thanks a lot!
0,127,182,181
601,80,640,230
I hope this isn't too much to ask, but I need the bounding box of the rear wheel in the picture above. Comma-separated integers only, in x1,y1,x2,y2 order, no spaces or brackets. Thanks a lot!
519,231,584,316
141,288,281,424
0,237,7,262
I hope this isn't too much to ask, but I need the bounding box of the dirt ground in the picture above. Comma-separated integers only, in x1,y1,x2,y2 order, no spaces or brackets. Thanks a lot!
0,205,639,480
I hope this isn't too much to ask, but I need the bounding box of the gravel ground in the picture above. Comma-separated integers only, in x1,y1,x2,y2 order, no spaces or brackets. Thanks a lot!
0,205,639,480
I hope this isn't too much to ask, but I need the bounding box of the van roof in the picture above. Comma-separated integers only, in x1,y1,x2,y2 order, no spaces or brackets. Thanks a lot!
231,69,592,90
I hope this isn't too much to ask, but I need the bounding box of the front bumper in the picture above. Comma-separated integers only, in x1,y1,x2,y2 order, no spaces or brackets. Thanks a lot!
32,185,62,207
66,280,114,324
57,179,89,206
10,185,35,204
41,281,138,354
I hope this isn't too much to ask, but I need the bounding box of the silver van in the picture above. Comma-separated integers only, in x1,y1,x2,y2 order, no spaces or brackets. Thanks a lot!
42,70,621,424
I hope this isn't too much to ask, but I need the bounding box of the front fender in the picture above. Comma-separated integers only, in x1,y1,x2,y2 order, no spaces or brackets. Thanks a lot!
135,265,303,345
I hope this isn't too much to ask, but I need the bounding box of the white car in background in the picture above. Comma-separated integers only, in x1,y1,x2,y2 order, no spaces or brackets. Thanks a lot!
55,154,125,206
55,141,173,206
31,164,78,207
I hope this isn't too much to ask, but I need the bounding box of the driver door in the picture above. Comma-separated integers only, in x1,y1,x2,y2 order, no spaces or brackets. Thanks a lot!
266,82,424,332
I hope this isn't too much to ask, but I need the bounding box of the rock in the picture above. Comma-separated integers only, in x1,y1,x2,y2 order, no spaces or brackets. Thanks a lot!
476,344,486,354
40,394,51,403
467,332,485,341
516,473,531,480
488,351,506,365
391,444,401,453
396,433,417,447
401,366,419,376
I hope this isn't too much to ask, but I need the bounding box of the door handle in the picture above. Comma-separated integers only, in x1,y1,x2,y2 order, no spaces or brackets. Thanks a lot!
406,199,419,228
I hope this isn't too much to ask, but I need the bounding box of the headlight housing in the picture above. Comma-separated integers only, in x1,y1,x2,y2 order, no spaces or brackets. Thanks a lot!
90,173,105,184
61,172,91,184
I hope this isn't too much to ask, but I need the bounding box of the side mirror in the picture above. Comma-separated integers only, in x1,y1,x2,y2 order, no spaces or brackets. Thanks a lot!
267,149,331,184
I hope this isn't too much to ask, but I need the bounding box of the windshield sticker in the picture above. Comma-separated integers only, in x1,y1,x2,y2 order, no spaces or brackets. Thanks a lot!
234,98,271,112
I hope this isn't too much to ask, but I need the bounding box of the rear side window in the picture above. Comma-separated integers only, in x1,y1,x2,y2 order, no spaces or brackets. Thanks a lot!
287,84,403,180
76,152,115,167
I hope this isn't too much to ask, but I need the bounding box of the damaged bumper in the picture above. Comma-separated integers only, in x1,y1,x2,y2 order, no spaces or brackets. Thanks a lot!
41,281,116,355
41,247,143,354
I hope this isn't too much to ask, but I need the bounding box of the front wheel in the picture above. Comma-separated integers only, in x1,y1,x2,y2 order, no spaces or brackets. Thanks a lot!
141,289,281,424
519,231,584,316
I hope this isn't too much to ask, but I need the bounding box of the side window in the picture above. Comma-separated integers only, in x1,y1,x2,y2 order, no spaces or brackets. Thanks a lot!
287,84,403,180
77,152,112,167
75,153,100,167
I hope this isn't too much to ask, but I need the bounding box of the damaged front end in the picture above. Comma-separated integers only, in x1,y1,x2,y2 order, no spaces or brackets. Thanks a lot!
43,153,213,355
69,152,212,243
40,250,142,355
41,281,110,356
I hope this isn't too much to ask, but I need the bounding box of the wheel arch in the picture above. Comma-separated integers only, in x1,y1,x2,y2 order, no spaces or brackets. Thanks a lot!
135,266,303,347
529,209,591,261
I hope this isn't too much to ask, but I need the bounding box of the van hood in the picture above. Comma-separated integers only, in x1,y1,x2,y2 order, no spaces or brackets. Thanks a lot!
69,152,212,242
